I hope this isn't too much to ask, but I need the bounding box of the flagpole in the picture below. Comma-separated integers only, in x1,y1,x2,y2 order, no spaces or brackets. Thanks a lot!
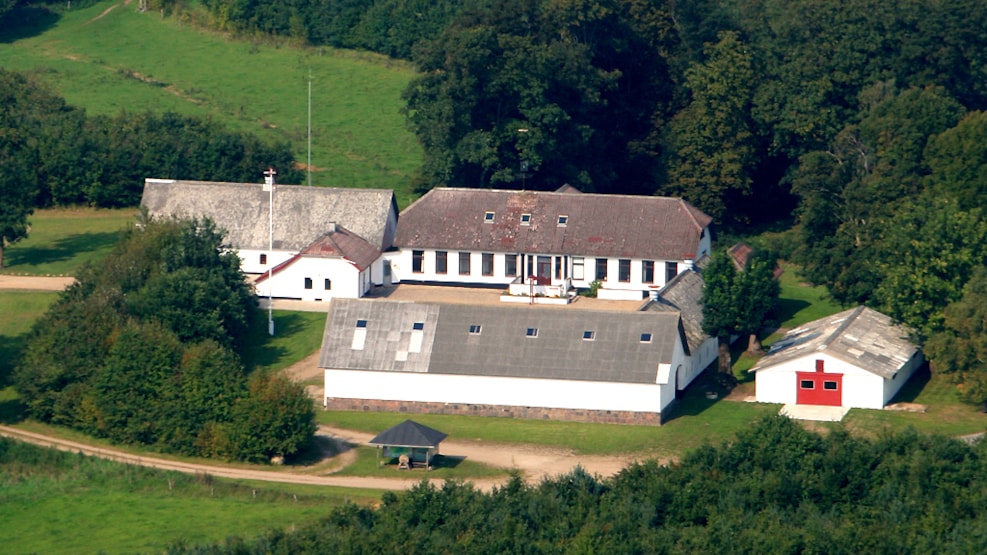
264,167,277,336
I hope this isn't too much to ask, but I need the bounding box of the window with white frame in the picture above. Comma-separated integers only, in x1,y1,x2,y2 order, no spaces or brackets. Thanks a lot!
572,257,584,280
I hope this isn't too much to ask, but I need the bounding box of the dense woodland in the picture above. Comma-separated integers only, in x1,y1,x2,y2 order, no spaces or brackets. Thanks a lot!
164,416,987,553
12,217,316,462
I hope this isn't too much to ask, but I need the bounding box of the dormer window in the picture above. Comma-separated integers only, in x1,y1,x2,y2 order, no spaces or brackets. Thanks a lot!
520,213,531,225
484,211,495,223
557,215,568,226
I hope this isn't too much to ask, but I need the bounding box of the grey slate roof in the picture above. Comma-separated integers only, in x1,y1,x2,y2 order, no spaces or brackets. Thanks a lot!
640,268,709,354
369,420,447,448
751,306,920,379
394,188,712,260
320,298,685,384
140,179,396,251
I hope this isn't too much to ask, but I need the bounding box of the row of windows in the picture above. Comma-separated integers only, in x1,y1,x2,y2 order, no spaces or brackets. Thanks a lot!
485,211,568,226
800,380,839,390
413,251,678,283
355,320,654,343
301,278,331,290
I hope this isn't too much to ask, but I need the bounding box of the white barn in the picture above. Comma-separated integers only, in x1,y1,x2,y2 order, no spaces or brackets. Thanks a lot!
751,306,924,410
320,298,696,425
389,187,712,301
639,265,719,389
140,178,398,301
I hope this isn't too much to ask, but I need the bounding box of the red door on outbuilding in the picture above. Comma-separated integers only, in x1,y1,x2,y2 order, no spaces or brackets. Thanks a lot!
796,360,843,406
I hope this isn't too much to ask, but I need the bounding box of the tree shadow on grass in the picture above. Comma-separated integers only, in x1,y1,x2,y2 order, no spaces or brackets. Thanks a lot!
5,231,123,270
241,311,312,373
0,6,60,44
775,297,810,327
663,369,727,423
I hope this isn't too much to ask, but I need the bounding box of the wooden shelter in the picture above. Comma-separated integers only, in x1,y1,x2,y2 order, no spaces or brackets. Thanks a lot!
369,420,447,470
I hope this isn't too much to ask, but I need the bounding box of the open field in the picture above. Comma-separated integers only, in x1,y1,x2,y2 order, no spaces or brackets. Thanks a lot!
1,207,137,276
0,437,380,555
0,0,422,206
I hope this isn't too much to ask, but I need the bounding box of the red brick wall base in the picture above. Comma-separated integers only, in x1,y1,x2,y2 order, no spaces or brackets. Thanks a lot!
324,397,668,426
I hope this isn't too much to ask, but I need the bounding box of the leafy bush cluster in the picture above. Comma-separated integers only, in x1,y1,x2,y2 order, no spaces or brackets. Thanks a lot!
13,217,315,462
166,416,987,553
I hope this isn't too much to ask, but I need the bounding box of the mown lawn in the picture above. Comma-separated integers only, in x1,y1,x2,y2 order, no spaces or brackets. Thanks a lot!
319,383,780,459
0,0,421,206
1,207,136,276
242,310,327,373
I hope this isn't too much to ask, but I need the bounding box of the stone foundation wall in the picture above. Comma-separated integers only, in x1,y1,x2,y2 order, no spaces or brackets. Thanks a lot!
325,398,666,426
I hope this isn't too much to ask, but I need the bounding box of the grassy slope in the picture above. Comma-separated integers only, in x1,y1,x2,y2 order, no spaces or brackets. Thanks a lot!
0,0,421,207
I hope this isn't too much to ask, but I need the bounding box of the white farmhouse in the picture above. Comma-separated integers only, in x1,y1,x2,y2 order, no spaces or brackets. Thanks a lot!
320,298,695,425
389,187,713,300
140,179,398,301
751,306,924,410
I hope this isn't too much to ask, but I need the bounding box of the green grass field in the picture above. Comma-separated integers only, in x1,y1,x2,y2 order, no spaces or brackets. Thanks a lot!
1,207,137,276
0,437,380,555
0,1,422,207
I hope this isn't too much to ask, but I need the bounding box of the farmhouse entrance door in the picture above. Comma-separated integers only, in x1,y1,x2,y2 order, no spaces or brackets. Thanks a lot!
796,360,842,406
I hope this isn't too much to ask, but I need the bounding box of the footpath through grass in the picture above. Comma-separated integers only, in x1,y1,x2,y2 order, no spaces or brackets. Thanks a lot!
0,0,422,206
0,437,378,555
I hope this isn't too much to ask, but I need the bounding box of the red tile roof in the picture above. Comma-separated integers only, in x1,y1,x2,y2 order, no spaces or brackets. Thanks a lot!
300,224,381,271
395,188,712,260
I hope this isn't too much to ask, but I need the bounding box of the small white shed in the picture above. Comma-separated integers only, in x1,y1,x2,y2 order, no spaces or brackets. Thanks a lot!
751,306,924,410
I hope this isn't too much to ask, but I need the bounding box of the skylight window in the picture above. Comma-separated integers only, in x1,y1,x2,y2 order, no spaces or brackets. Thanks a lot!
469,324,482,335
526,327,539,338
356,319,368,328
520,213,532,225
640,332,652,343
583,330,595,341
557,215,568,226
412,322,424,331
484,211,495,223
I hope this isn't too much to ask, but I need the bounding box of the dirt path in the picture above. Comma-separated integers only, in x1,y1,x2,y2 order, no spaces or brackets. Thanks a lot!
0,425,453,492
0,275,75,291
0,423,643,493
319,425,645,483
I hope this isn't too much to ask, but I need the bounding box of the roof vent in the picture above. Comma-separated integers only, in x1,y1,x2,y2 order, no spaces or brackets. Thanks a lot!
327,222,337,233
